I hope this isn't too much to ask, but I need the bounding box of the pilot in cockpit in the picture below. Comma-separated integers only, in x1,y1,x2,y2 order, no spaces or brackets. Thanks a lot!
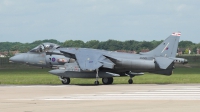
29,45,43,53
29,43,60,53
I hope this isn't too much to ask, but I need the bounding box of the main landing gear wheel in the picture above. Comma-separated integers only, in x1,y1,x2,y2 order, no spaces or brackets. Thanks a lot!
128,79,133,84
61,77,70,85
102,77,113,85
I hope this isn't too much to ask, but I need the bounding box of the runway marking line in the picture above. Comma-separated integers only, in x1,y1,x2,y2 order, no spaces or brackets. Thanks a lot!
7,86,200,101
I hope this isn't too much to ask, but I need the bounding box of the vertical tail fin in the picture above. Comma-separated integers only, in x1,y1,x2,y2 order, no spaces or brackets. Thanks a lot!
140,32,181,57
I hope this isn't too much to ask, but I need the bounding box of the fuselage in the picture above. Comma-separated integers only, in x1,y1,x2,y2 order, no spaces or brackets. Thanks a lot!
59,48,163,73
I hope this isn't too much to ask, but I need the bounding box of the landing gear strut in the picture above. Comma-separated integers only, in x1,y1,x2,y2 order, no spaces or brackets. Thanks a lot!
94,69,99,85
59,77,70,85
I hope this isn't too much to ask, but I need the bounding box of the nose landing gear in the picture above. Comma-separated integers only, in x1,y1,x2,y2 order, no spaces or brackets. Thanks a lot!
94,69,100,85
59,77,70,85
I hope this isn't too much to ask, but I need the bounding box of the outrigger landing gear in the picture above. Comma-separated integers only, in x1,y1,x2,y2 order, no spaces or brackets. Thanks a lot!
125,71,135,84
94,69,100,85
59,77,70,85
128,75,134,84
128,79,133,84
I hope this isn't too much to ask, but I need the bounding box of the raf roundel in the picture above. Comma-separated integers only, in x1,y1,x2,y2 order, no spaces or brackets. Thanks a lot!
52,57,56,62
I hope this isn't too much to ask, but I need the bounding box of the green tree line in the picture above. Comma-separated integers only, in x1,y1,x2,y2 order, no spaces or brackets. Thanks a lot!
0,39,199,54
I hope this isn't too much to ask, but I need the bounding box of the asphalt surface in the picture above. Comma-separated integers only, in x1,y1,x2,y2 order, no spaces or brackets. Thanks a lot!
1,84,200,112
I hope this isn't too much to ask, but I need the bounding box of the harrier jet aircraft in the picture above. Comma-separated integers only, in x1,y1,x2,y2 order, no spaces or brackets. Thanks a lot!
9,32,187,85
48,32,186,85
9,43,70,68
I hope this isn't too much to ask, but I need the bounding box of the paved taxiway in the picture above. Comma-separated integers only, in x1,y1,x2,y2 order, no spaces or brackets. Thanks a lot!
1,84,200,112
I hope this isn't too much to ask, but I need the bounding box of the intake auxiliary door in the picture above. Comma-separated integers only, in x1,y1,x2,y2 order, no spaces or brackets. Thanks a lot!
45,54,53,67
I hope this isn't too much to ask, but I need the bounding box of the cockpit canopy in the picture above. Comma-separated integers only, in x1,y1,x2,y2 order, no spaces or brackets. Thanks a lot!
29,43,60,53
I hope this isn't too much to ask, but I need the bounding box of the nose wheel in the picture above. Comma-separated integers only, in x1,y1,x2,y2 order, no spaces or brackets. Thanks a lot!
59,77,70,85
94,81,99,85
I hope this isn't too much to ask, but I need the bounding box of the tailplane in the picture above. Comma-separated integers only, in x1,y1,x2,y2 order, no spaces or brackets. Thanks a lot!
140,32,181,57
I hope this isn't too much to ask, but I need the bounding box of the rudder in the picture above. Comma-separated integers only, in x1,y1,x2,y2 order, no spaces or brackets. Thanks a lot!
140,32,181,57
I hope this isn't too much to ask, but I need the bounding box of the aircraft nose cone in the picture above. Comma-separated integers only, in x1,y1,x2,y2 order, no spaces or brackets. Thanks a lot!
9,54,25,63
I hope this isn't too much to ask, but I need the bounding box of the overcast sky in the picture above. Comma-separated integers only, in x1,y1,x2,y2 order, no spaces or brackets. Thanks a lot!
0,0,200,43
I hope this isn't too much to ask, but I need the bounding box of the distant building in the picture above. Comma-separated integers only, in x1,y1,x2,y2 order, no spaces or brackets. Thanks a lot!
178,48,185,55
0,54,6,57
189,49,191,54
178,48,191,55
10,51,20,55
197,48,200,54
0,51,20,57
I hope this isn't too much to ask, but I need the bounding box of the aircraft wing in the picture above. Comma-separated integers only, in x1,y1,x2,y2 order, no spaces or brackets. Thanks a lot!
58,48,115,71
75,51,115,71
155,57,174,69
58,48,77,59
103,54,119,61
75,51,103,71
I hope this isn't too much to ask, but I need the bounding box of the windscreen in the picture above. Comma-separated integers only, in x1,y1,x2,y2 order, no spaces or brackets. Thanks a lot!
29,43,60,53
29,45,45,53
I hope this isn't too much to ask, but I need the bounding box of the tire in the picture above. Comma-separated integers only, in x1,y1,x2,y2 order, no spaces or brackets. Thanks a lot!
61,77,70,85
109,77,113,84
102,77,113,85
128,79,133,84
94,81,99,85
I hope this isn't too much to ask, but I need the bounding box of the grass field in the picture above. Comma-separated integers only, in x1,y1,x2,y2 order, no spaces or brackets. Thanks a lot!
0,67,200,85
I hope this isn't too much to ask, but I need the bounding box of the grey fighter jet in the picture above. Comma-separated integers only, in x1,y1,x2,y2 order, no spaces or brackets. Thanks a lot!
49,32,185,85
9,43,71,68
